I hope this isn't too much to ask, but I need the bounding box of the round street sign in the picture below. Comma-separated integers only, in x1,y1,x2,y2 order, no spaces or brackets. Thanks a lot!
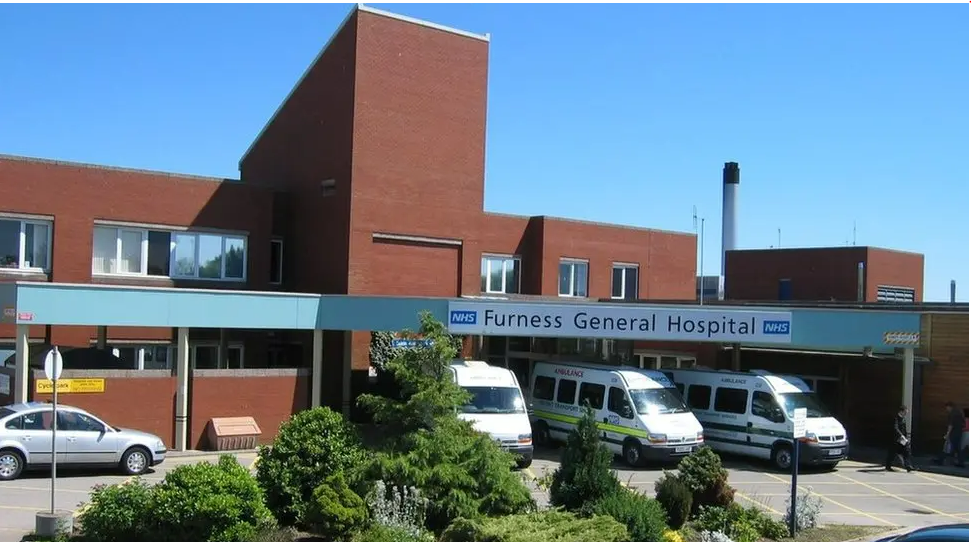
43,348,64,382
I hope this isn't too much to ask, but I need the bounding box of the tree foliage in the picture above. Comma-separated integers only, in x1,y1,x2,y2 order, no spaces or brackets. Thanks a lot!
549,406,621,510
356,311,535,532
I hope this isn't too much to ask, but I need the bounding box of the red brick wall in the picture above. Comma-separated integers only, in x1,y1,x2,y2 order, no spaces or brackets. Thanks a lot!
917,313,968,451
31,370,177,448
540,218,696,300
725,246,923,303
0,156,275,345
865,247,924,302
189,369,310,449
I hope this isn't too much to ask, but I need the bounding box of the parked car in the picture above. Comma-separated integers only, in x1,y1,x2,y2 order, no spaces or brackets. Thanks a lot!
874,524,969,542
0,402,167,481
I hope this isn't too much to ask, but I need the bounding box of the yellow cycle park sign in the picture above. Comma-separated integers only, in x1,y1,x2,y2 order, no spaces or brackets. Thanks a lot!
36,378,106,394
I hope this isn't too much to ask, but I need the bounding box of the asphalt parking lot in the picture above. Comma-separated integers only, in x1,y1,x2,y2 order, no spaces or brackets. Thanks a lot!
1,449,966,542
525,447,970,529
0,451,258,542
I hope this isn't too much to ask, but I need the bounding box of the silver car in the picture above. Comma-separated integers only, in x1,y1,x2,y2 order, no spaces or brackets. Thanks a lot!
0,402,167,481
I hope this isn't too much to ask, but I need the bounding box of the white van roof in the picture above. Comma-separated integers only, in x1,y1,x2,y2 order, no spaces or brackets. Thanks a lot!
534,361,674,390
666,368,811,394
449,360,518,388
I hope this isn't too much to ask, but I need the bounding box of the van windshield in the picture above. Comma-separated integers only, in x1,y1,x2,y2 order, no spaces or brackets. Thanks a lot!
777,392,831,419
629,388,689,415
461,386,526,415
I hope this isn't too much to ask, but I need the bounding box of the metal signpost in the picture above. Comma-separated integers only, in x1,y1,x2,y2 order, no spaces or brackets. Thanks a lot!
789,407,807,538
36,346,71,537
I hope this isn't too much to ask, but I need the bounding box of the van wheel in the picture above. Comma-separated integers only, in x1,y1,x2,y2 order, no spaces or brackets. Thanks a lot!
772,444,794,471
623,439,643,467
533,422,552,448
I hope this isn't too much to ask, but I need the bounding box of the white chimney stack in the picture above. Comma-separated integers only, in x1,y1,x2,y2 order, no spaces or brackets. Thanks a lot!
721,162,739,295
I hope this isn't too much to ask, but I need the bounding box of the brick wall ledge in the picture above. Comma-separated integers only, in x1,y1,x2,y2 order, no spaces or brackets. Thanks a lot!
31,369,172,379
193,368,310,377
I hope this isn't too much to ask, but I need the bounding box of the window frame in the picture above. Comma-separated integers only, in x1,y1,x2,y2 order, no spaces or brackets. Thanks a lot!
578,382,606,410
92,226,150,276
171,232,248,282
611,263,639,300
270,239,284,285
558,258,589,298
686,384,713,410
480,254,521,294
0,216,53,273
713,386,749,415
555,378,578,405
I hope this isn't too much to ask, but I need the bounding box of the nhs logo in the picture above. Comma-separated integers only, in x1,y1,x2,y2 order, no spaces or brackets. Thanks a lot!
449,310,478,325
762,320,791,335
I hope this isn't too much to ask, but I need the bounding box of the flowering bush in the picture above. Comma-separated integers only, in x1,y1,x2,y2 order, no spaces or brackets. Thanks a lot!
367,480,430,539
700,531,735,542
783,488,823,532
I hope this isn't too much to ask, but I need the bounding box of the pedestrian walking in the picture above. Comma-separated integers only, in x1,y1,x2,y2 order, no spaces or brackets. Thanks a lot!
885,405,915,472
934,402,965,467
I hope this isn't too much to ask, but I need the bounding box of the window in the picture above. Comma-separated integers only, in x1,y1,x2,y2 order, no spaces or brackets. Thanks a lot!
751,391,784,422
8,411,50,430
480,255,520,294
191,344,244,369
93,226,245,280
877,285,915,303
578,382,605,410
629,388,690,415
686,385,712,410
461,387,526,414
58,411,104,432
611,264,638,300
607,387,634,419
556,379,578,405
0,217,51,271
270,239,284,285
170,232,246,281
142,345,170,370
533,376,556,401
558,259,588,297
713,387,749,415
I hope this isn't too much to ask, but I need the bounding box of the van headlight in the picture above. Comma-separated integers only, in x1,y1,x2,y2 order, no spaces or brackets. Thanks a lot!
696,432,705,441
798,432,818,444
647,433,667,444
517,433,532,445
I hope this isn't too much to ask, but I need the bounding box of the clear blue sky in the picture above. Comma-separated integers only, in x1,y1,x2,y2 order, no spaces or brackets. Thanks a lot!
2,4,967,301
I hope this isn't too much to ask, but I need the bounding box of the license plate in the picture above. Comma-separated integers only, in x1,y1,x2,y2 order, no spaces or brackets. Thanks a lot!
827,448,843,456
675,446,692,453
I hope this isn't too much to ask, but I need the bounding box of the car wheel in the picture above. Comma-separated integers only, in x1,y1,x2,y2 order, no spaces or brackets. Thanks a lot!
0,449,24,481
772,444,794,471
516,457,533,469
623,439,643,468
120,447,150,476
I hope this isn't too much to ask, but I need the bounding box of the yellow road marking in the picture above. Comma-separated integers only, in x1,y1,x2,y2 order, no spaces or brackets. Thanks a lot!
763,472,895,526
821,512,969,516
912,472,970,493
734,491,782,515
522,467,538,481
832,472,965,520
0,504,45,512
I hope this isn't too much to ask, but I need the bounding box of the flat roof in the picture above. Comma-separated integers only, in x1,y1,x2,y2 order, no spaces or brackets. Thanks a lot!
0,153,238,185
600,298,969,314
0,282,925,354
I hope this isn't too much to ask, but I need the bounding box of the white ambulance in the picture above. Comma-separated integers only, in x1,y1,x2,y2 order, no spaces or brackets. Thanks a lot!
449,360,533,468
528,361,704,467
665,368,849,470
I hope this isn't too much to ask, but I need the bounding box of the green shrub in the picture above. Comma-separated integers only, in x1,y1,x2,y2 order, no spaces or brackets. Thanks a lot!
77,479,154,542
149,454,276,542
357,313,535,532
305,473,368,541
549,406,621,511
352,524,435,542
439,511,630,542
366,480,429,538
586,490,667,542
256,406,368,527
654,472,693,529
676,447,735,513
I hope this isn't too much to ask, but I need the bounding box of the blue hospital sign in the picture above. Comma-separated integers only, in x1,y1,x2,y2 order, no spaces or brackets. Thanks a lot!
446,301,793,344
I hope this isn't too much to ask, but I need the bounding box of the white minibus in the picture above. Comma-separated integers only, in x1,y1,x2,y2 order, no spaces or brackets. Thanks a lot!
449,360,533,468
665,368,849,470
528,361,704,467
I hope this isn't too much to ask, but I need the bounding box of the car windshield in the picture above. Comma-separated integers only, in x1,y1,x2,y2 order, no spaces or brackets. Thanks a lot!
628,388,690,415
461,386,526,414
778,392,832,419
